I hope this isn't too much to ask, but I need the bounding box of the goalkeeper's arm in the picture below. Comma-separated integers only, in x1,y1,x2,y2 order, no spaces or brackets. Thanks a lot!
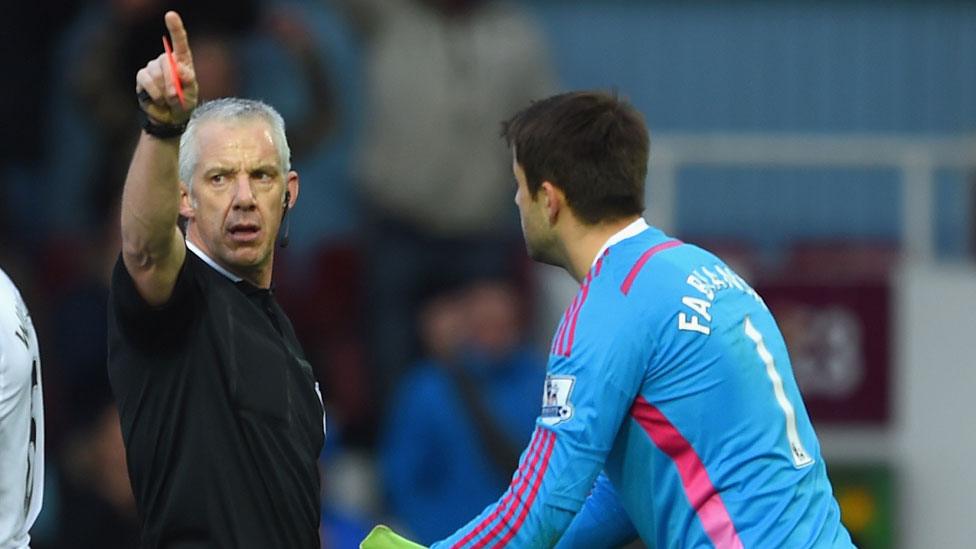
555,473,638,549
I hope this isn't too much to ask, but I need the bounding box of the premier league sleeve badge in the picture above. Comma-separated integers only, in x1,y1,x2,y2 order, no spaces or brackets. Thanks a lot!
541,374,575,425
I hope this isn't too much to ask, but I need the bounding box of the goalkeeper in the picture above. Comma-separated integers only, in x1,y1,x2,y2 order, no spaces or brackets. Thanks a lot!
365,91,854,548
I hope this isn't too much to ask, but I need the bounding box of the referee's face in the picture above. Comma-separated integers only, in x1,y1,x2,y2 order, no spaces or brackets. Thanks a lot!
183,118,297,285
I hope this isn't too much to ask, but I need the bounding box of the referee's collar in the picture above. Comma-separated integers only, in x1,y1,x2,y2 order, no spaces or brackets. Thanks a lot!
186,239,243,283
592,217,650,268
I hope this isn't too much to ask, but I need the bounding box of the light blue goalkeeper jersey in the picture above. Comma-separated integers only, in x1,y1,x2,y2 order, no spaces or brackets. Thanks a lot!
431,219,853,549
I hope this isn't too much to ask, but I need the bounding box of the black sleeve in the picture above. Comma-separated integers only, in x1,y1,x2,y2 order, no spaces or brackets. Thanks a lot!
109,250,197,350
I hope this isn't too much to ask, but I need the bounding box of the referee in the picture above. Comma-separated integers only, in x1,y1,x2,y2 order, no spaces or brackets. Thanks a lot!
107,11,324,548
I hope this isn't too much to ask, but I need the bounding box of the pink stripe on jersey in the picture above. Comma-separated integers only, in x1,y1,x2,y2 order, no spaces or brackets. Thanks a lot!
452,429,544,549
630,396,744,549
490,430,556,548
563,282,589,357
470,429,550,549
551,306,570,355
553,253,608,358
555,294,579,356
620,240,683,295
594,250,608,276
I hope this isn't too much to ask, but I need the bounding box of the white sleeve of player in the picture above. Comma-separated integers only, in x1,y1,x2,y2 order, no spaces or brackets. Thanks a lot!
0,269,44,549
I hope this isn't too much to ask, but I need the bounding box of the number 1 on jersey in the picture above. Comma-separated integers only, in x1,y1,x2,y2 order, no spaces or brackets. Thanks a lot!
744,316,814,468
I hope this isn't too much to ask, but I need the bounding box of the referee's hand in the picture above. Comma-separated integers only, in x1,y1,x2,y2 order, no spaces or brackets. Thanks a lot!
135,11,199,125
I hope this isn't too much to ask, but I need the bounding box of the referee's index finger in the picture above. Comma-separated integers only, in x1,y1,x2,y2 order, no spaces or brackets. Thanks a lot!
164,11,192,64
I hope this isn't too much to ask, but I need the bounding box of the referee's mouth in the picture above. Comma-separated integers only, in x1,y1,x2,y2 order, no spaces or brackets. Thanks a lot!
227,223,261,243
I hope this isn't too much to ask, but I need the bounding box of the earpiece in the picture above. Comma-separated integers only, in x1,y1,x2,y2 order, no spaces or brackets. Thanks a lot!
279,190,292,248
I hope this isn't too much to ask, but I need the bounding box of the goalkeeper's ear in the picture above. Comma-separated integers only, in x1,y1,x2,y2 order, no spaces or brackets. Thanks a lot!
360,525,427,549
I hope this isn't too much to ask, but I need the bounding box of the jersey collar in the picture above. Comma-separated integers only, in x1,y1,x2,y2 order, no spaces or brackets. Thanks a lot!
186,239,243,283
591,217,650,268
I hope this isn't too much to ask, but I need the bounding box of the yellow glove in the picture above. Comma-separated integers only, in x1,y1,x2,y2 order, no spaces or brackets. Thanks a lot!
360,525,427,549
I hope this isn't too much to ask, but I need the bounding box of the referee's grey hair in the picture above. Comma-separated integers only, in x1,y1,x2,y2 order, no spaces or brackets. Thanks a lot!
178,98,291,193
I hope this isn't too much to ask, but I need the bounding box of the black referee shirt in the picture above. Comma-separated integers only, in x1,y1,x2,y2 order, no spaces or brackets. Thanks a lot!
108,245,324,549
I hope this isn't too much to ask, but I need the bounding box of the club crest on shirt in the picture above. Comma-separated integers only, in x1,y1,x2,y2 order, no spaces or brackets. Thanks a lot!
540,375,575,425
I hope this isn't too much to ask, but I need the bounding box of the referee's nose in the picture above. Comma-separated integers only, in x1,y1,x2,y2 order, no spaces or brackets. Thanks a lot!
231,177,258,210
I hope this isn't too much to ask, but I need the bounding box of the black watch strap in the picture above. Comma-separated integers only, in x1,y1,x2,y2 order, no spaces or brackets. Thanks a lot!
137,90,188,139
142,116,187,139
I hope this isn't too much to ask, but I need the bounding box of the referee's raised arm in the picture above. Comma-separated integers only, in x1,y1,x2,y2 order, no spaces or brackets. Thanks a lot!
121,10,199,306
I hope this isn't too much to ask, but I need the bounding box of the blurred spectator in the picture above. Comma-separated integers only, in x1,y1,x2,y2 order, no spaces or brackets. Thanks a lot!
332,0,555,396
322,510,372,549
0,3,81,165
49,180,122,434
320,414,376,549
1,2,82,243
50,402,138,548
277,245,376,446
22,179,139,548
379,280,543,544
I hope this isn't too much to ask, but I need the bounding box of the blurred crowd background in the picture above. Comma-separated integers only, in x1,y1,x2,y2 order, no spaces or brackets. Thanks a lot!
2,1,974,547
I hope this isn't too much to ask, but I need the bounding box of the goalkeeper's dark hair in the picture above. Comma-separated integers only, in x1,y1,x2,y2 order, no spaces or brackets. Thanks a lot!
502,90,648,225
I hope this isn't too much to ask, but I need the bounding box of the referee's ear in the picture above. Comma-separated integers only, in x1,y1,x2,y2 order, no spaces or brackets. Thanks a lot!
178,182,196,221
284,171,299,211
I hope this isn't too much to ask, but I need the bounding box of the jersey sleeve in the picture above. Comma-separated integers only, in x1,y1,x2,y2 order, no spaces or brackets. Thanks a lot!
431,283,647,549
0,337,22,546
109,250,196,350
555,472,638,549
0,278,40,547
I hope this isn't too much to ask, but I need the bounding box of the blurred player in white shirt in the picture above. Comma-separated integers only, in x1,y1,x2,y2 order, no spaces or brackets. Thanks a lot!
0,268,43,548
